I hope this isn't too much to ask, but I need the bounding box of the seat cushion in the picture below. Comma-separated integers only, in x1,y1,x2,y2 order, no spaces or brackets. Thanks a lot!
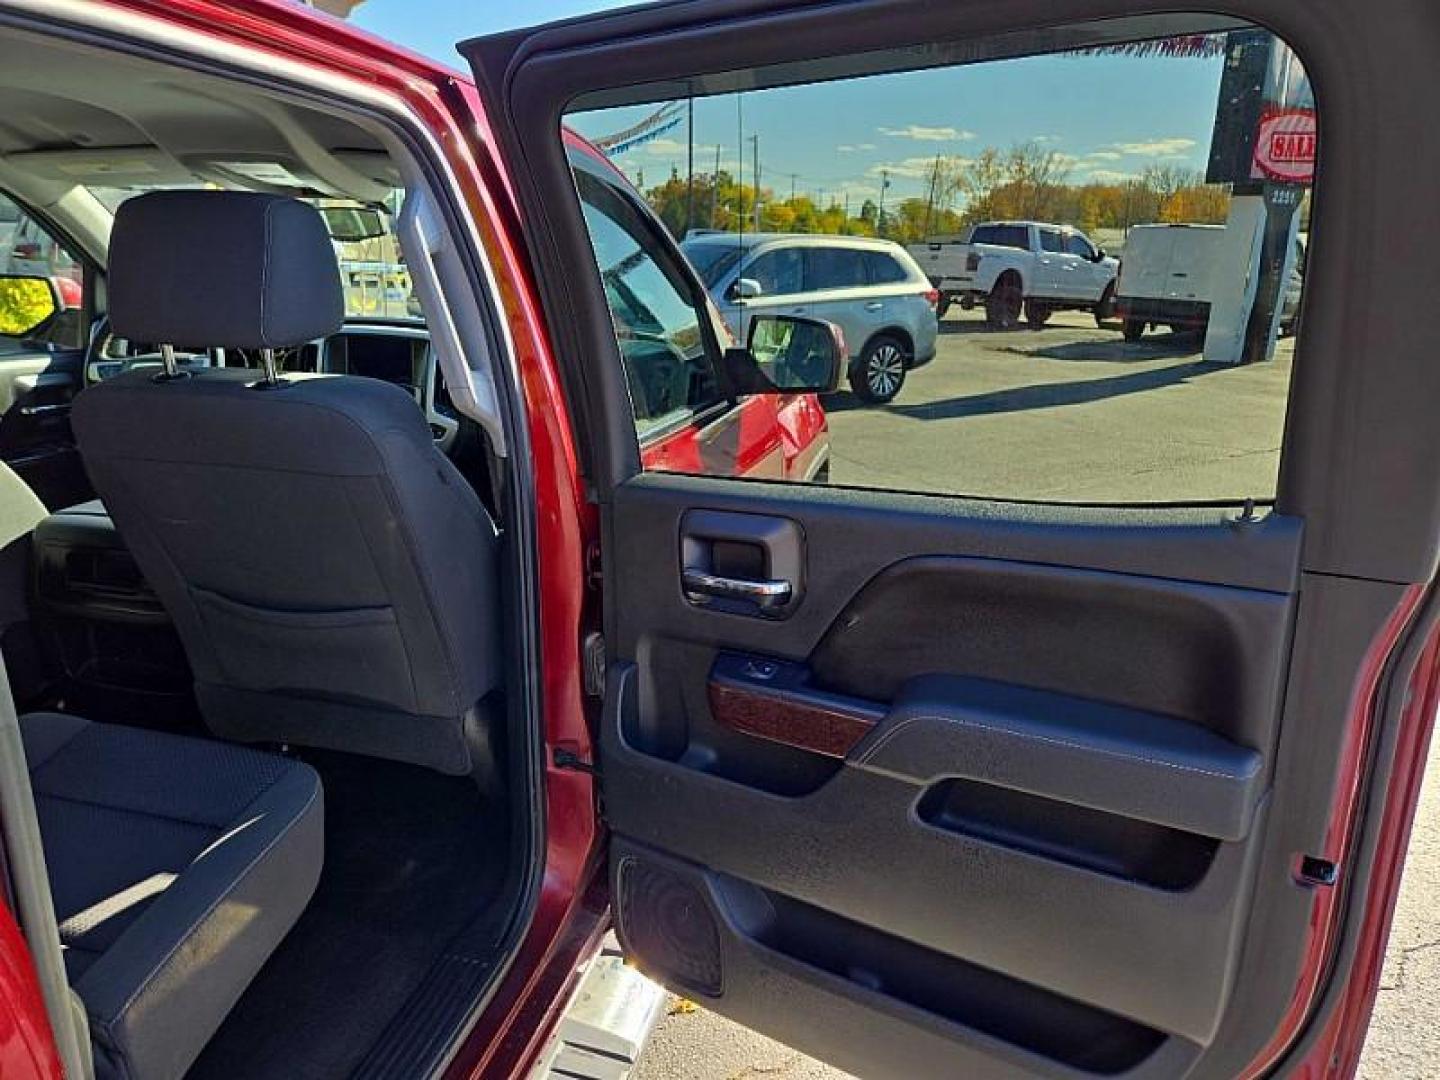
21,713,323,1080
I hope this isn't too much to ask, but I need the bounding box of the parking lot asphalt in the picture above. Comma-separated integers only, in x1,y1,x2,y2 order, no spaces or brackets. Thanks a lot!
822,308,1292,504
634,311,1437,1079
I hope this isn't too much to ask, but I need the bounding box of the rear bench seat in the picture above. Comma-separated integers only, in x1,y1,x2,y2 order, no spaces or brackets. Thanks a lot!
20,712,323,1080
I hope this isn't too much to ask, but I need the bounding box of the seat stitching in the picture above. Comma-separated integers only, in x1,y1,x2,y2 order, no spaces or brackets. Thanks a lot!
342,478,423,713
107,777,319,1025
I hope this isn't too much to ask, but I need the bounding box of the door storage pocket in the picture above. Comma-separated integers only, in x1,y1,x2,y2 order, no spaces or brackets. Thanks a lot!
192,587,415,712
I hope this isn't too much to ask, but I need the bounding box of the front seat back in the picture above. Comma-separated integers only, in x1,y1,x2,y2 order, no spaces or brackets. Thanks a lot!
73,191,500,774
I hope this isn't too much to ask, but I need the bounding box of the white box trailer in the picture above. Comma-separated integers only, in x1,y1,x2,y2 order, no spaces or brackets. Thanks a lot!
1113,224,1226,341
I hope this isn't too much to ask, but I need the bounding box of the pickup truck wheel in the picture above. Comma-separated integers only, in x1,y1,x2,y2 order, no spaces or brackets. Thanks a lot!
985,279,1023,330
1024,300,1051,328
1094,284,1116,325
850,336,908,404
1122,319,1145,343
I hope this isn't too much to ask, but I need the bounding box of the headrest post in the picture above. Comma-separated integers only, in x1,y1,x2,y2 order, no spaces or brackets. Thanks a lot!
159,343,178,377
260,348,281,386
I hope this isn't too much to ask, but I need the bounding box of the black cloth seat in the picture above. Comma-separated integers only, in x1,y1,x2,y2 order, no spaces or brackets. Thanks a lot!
21,712,323,1080
72,189,502,775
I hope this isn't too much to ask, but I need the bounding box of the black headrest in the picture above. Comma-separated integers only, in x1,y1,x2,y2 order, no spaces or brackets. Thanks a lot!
109,191,345,349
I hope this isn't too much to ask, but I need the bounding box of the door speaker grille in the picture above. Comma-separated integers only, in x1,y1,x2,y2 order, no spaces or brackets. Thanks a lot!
618,857,724,997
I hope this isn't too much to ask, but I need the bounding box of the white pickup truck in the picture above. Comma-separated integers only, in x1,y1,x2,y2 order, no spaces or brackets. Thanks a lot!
908,221,1119,329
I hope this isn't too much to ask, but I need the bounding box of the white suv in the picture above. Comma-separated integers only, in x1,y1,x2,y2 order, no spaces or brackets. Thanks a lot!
683,233,940,404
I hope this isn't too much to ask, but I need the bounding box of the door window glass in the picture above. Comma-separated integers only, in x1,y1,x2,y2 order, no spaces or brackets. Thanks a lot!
804,247,867,291
863,251,910,284
568,19,1314,504
971,224,1029,250
743,247,804,295
574,167,724,433
0,195,86,350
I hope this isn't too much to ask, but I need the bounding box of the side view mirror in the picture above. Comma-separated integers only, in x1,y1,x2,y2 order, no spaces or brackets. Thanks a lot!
1092,248,1107,262
729,277,763,301
722,313,845,396
0,274,60,339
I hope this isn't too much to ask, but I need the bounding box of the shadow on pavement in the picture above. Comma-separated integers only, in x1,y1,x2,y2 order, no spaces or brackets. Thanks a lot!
1000,333,1203,363
883,358,1225,422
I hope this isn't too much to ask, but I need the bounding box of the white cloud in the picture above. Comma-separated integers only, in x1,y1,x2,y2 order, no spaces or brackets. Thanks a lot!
878,124,976,142
1109,137,1197,157
869,156,973,181
1080,168,1141,184
1085,150,1123,162
837,142,877,153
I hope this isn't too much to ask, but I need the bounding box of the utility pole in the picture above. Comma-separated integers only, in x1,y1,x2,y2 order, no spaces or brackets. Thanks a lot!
749,134,761,232
923,155,941,238
878,168,890,236
685,97,695,237
736,95,744,240
710,144,721,229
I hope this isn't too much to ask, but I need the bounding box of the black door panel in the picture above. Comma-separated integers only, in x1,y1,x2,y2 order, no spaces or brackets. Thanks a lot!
0,346,88,507
596,475,1300,1070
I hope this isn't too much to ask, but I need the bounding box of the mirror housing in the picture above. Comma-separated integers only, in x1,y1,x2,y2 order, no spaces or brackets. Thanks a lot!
729,277,763,301
320,205,389,243
1092,247,1107,262
722,313,844,396
0,275,60,339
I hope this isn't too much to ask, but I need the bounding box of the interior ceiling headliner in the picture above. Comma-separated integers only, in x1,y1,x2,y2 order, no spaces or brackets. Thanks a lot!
0,28,395,199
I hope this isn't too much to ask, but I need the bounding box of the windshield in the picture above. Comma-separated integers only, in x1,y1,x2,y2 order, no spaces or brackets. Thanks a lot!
681,241,746,289
89,185,420,322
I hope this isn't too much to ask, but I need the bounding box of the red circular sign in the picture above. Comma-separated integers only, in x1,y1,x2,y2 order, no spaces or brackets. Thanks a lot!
1253,107,1317,184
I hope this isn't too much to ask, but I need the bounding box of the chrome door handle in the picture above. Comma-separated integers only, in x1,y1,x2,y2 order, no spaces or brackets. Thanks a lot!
682,568,792,609
864,301,883,311
19,403,70,417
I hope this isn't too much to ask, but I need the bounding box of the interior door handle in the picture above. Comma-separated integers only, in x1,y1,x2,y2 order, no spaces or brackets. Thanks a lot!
682,568,792,609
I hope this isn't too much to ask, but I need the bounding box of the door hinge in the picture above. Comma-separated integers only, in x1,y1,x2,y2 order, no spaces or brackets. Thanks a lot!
553,747,600,777
1298,855,1339,887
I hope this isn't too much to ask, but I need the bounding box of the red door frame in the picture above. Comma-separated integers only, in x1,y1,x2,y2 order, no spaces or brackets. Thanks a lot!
0,4,1429,1079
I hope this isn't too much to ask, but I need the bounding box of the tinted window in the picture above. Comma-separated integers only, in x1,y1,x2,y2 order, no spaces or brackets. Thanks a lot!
1065,233,1096,259
863,251,909,285
1039,229,1065,253
0,194,85,350
970,225,1029,250
744,247,804,295
805,247,868,291
684,241,746,289
575,170,723,430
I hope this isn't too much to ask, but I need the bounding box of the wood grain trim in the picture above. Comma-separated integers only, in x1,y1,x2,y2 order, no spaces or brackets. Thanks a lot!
707,677,880,759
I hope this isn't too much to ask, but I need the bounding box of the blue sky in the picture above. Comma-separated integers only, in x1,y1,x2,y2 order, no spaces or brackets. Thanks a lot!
349,0,1227,205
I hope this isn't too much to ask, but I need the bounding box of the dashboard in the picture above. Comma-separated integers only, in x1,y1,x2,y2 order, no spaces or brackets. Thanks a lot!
87,320,461,453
